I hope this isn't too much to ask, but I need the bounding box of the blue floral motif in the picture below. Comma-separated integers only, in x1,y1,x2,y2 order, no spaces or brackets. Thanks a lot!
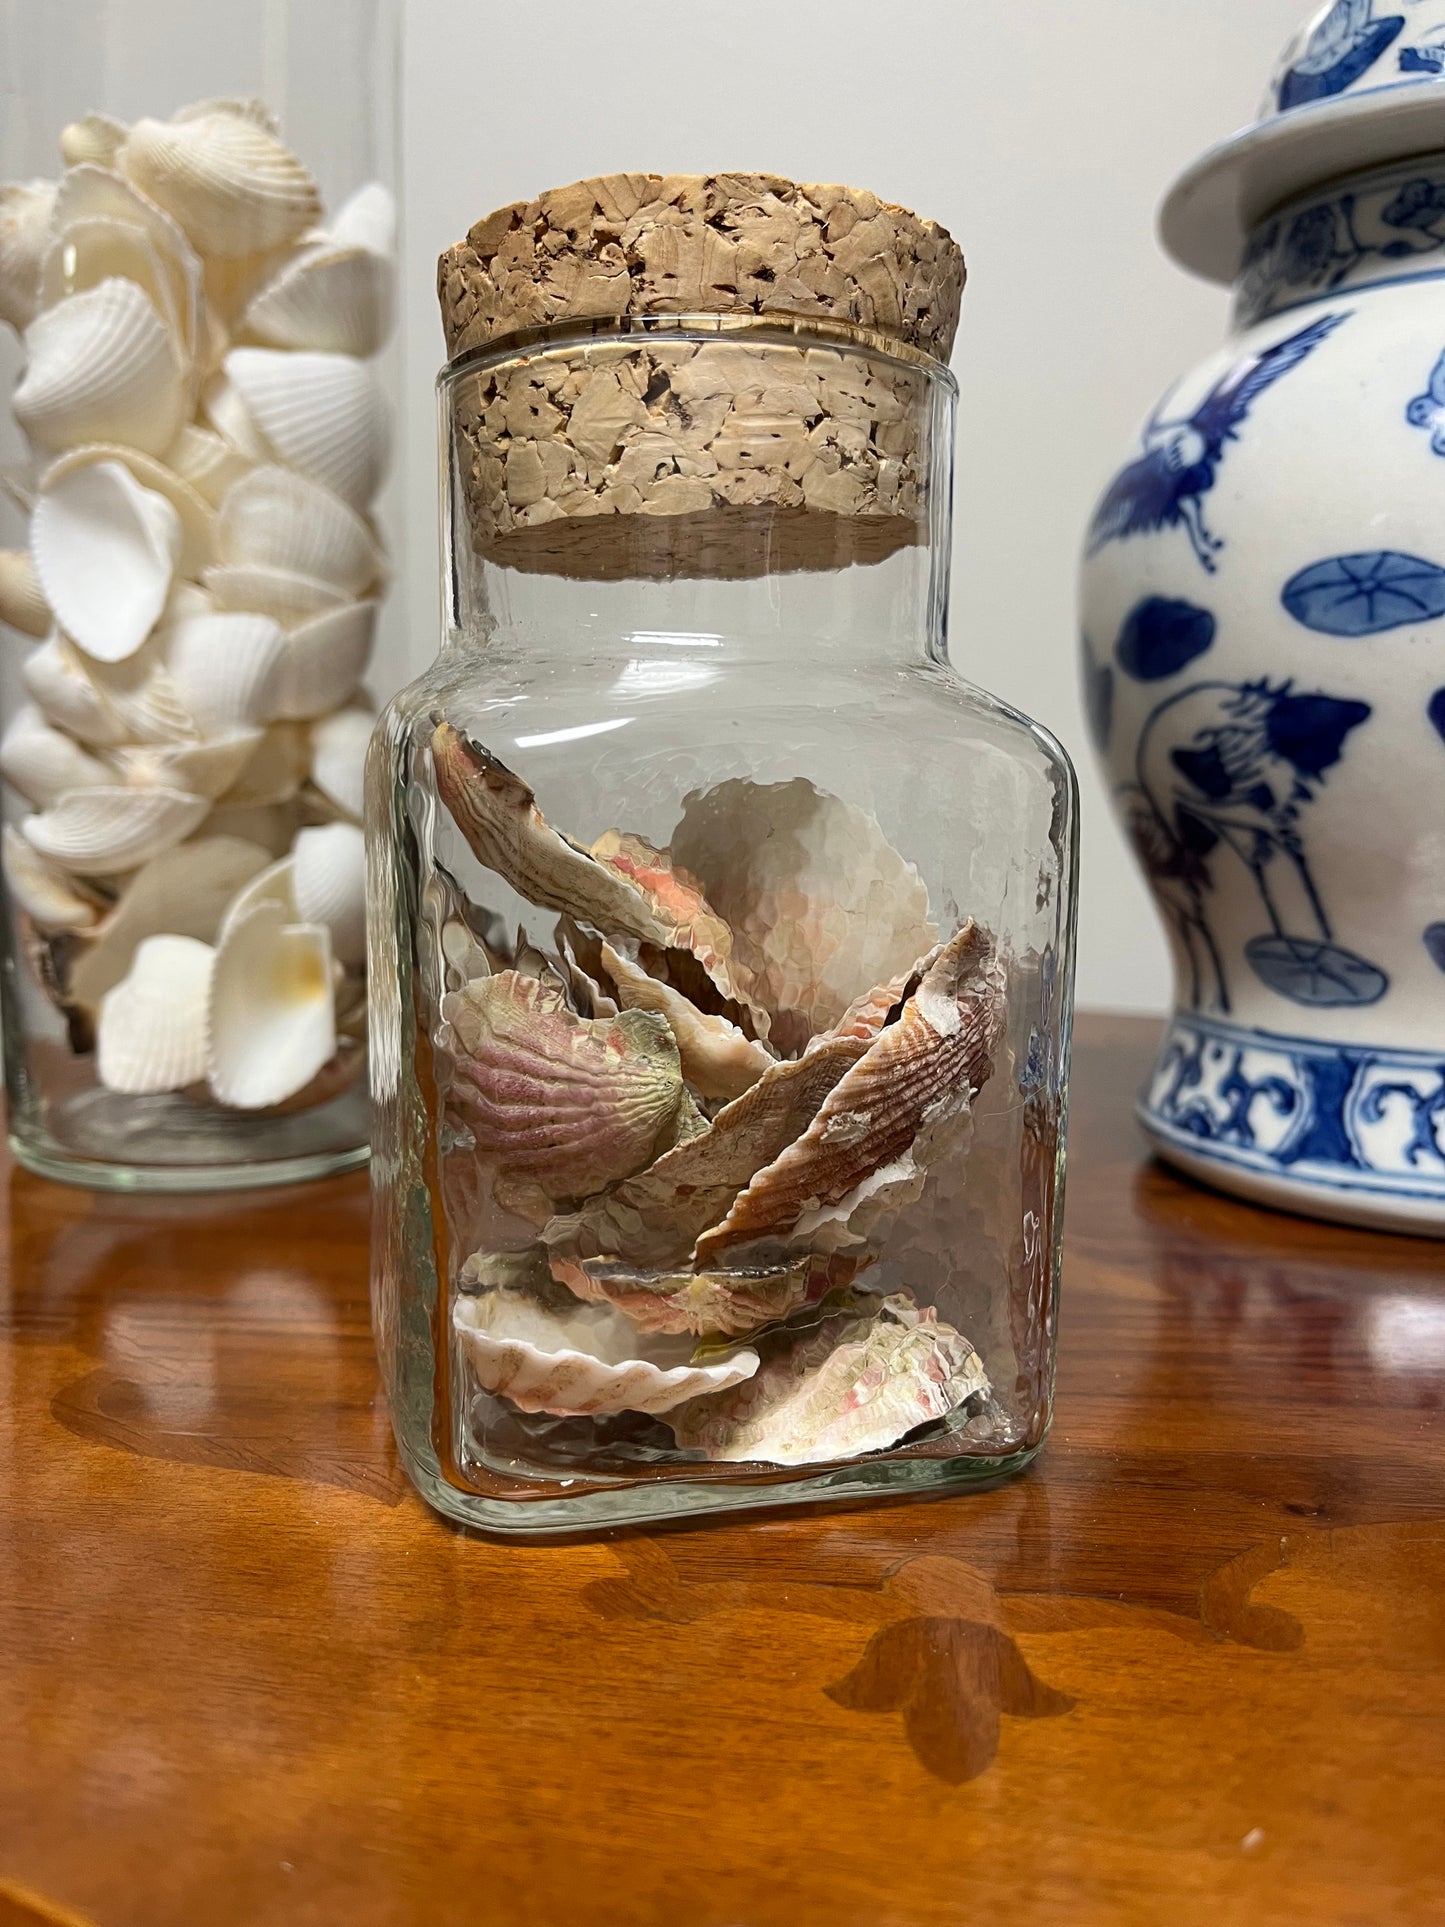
1238,176,1445,327
1430,686,1445,743
1383,177,1445,231
1115,598,1216,681
1282,551,1445,634
1407,350,1445,453
1277,1,1406,111
1400,41,1445,74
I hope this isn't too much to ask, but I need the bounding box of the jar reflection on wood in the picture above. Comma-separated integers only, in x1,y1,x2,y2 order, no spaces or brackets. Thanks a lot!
368,175,1079,1532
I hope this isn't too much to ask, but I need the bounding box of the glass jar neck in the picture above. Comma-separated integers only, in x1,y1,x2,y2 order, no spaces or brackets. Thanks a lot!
1236,149,1445,330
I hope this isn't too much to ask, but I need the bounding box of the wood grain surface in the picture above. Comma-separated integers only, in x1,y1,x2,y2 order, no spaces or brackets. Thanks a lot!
0,1014,1441,1927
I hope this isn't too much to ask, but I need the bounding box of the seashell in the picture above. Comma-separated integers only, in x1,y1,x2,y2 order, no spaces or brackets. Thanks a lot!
206,899,336,1109
0,180,58,332
84,635,198,745
15,278,188,459
22,636,128,746
46,165,203,354
215,721,309,810
201,370,272,460
452,1287,758,1418
60,114,128,168
167,425,251,509
242,242,395,357
695,924,1002,1267
202,564,347,628
670,1294,989,1466
550,1249,867,1340
271,599,374,720
96,932,213,1094
224,348,390,509
216,853,298,941
68,834,271,1011
215,464,381,593
544,1026,874,1272
172,98,280,133
110,727,263,801
600,941,774,1101
30,457,181,662
0,704,113,809
2,825,103,933
202,801,298,859
38,218,199,369
309,705,373,820
117,109,321,258
672,776,938,1041
444,971,687,1212
833,950,941,1043
292,821,366,967
163,611,285,731
326,181,396,258
0,547,50,637
23,783,208,875
40,444,214,579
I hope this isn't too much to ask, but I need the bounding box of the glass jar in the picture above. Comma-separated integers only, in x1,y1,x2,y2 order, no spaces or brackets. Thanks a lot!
369,176,1078,1532
0,0,399,1189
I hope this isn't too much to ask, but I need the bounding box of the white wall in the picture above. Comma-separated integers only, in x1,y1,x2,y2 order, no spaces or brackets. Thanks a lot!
397,0,1309,1014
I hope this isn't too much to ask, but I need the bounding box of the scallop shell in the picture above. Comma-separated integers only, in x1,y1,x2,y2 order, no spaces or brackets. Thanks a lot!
60,114,128,168
68,834,271,1011
0,180,58,332
550,1249,865,1340
38,219,198,371
326,181,396,258
30,457,181,662
2,825,103,933
224,348,390,508
203,564,348,627
0,548,50,637
83,635,199,745
163,611,285,731
0,704,113,809
96,932,213,1095
215,721,309,810
600,941,774,1101
205,899,336,1109
695,924,1002,1267
110,728,263,801
167,425,251,509
47,164,203,354
22,637,128,746
215,464,381,594
670,1294,989,1466
117,108,321,257
270,600,374,720
23,784,208,876
243,243,394,357
452,1289,758,1418
14,279,188,458
444,971,687,1210
292,821,366,967
40,444,215,579
201,370,272,460
309,705,373,820
672,776,938,1041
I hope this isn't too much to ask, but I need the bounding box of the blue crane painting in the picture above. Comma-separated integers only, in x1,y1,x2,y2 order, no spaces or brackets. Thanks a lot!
1276,1,1406,109
1120,678,1385,1013
1086,314,1348,574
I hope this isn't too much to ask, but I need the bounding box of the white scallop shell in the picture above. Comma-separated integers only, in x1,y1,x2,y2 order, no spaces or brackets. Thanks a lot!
308,705,373,821
22,636,128,746
39,444,215,580
0,704,113,809
47,164,203,357
452,1291,759,1418
292,821,366,967
272,600,374,720
14,279,188,457
117,109,321,258
215,464,380,593
326,182,396,258
243,243,394,357
85,637,199,745
206,899,336,1109
0,180,58,331
110,728,263,801
0,547,50,637
201,370,273,460
30,457,181,662
218,853,298,940
214,720,309,809
60,114,128,168
167,425,252,509
96,932,214,1094
163,611,285,731
2,824,103,932
202,564,347,627
23,783,208,875
37,219,200,371
225,348,390,508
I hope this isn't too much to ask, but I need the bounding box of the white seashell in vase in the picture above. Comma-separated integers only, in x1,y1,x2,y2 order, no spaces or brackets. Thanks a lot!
271,600,374,720
38,220,200,372
110,727,263,801
60,114,128,169
0,547,50,637
201,370,273,461
30,457,180,662
0,180,58,332
40,444,215,580
243,243,394,357
46,165,203,357
326,182,396,258
308,705,373,821
84,636,199,746
203,564,347,628
163,611,286,732
225,348,390,508
452,1289,760,1418
23,783,208,875
22,637,128,747
0,704,113,809
292,821,366,967
1,824,103,933
166,424,251,509
206,898,337,1109
212,721,309,810
14,279,188,458
117,108,321,259
214,464,381,594
96,932,213,1095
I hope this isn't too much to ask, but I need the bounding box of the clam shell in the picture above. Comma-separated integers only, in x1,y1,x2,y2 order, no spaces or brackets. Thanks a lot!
163,611,285,731
30,457,181,662
215,721,309,809
0,704,113,809
292,821,366,967
118,108,321,257
23,783,208,875
670,1294,988,1466
84,635,198,745
201,370,272,460
550,1249,864,1340
202,564,348,627
309,705,373,820
326,181,396,258
110,728,263,801
0,180,58,332
271,600,374,720
205,899,336,1109
40,444,215,579
38,218,201,365
2,825,103,933
46,164,203,354
243,242,394,356
444,971,687,1209
224,348,390,508
60,114,128,168
600,941,774,1101
215,464,381,593
96,932,213,1094
15,279,187,458
68,834,271,1010
0,548,50,637
22,636,128,746
217,853,298,940
167,425,251,509
452,1289,758,1418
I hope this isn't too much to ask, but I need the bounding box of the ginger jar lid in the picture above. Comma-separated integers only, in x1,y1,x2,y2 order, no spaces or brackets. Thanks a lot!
1161,1,1445,284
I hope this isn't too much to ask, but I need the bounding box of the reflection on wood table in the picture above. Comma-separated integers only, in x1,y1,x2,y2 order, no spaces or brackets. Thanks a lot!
0,1014,1441,1927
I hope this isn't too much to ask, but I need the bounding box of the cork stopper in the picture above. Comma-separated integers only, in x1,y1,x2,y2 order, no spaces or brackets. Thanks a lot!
437,174,966,578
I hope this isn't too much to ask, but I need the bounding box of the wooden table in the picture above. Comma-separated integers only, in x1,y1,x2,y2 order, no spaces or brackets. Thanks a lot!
1,1013,1442,1927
